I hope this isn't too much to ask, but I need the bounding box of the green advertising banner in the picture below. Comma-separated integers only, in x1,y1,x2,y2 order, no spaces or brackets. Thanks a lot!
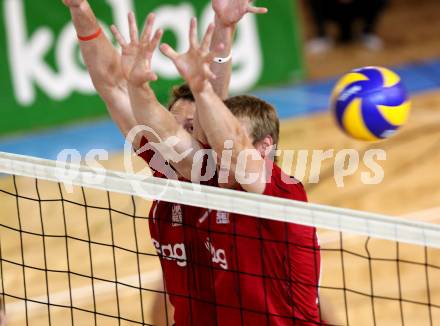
0,0,303,136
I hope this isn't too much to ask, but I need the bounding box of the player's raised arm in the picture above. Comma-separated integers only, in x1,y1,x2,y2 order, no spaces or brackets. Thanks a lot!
63,0,138,144
210,0,267,99
161,18,267,194
126,14,203,181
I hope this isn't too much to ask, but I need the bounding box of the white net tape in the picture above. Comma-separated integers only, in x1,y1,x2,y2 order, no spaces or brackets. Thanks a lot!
1,151,439,249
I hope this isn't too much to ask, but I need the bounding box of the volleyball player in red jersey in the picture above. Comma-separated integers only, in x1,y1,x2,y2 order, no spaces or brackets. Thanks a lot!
64,0,268,324
63,2,204,322
160,19,323,325
112,5,267,326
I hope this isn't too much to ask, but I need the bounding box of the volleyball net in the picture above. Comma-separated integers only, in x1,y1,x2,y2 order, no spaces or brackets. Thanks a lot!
0,151,439,325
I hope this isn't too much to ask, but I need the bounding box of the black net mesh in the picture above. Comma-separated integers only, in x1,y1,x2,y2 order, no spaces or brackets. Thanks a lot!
0,174,439,325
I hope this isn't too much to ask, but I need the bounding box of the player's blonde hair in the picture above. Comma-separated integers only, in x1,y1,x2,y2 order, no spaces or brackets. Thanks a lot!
224,95,280,147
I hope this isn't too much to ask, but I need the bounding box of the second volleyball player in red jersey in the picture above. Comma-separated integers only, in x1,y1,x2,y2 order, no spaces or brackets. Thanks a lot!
160,18,323,325
195,150,321,325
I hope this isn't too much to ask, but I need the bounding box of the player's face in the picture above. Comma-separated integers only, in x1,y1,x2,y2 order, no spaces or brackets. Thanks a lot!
170,99,196,134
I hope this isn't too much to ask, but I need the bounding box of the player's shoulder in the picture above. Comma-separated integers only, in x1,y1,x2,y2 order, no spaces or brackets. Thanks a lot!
263,161,308,202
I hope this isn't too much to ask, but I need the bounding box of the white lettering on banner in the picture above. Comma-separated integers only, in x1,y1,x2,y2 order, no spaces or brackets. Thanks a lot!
105,0,134,41
3,0,263,106
5,0,70,105
152,239,187,267
205,238,228,270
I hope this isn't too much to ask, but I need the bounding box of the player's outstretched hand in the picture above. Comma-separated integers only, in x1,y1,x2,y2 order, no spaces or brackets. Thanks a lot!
125,13,163,87
111,12,147,80
160,18,218,93
212,0,268,27
62,0,85,8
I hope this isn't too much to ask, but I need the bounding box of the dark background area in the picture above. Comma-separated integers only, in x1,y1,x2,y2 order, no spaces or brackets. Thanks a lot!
298,0,440,79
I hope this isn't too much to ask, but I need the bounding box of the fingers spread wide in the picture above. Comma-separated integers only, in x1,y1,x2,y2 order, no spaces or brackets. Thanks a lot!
201,23,215,53
111,25,128,47
189,17,198,48
149,29,164,51
128,12,139,43
247,5,268,14
160,43,179,61
141,13,156,44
